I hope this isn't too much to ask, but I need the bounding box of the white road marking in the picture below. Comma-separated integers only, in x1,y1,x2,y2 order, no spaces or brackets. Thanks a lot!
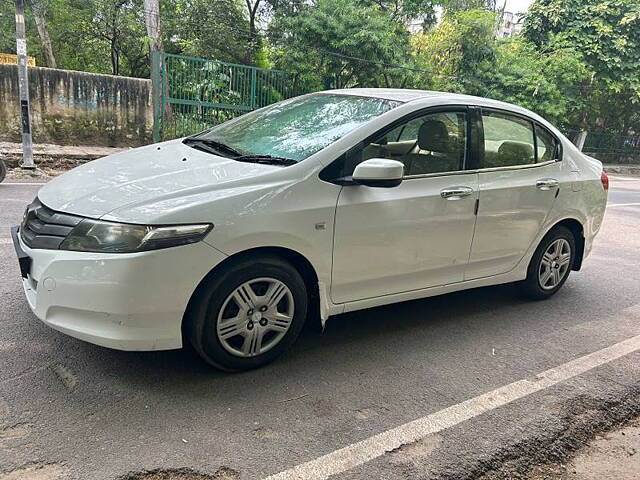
609,176,640,181
264,332,640,480
607,202,640,208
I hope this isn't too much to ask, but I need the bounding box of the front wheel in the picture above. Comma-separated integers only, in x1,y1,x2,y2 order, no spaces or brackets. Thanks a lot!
520,226,575,300
186,255,308,371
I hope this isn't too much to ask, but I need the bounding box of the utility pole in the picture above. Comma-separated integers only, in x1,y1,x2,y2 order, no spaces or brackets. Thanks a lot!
15,0,34,169
144,0,163,143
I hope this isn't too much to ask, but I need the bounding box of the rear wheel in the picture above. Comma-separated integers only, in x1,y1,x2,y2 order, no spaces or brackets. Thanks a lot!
520,226,575,300
0,159,6,183
186,255,308,371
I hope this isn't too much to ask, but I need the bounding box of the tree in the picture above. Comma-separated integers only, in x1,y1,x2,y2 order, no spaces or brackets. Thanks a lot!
364,0,439,29
476,38,591,129
160,0,253,64
269,0,415,90
27,0,149,76
522,0,640,135
411,9,497,91
27,0,56,67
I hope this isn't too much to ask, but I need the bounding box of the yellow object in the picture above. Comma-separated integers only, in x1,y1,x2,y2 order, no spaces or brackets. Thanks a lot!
0,53,36,66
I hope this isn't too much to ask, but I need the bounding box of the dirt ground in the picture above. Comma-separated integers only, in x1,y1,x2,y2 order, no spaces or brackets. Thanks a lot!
528,418,640,480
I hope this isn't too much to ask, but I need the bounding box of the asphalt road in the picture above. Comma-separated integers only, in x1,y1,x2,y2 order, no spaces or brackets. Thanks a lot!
1,176,639,480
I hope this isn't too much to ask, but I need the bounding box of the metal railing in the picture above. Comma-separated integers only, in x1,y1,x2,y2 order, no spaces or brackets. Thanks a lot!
566,130,640,155
160,53,302,140
565,130,640,164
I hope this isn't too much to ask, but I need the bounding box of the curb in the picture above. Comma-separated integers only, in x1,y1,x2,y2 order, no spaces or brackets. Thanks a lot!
604,165,640,176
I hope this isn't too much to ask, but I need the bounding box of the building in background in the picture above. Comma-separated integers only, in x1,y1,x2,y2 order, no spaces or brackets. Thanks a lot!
497,11,523,38
408,21,424,34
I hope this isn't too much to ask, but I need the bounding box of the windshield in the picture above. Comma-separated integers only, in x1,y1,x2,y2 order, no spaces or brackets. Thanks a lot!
193,94,401,162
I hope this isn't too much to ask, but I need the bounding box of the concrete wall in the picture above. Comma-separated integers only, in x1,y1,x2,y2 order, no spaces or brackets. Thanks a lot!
0,65,152,147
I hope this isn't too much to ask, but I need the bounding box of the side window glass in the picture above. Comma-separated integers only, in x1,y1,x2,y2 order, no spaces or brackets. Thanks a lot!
536,126,559,162
359,111,467,176
482,111,535,167
397,119,422,142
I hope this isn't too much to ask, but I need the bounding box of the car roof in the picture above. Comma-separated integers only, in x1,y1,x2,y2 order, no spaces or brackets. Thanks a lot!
321,88,449,102
319,88,544,123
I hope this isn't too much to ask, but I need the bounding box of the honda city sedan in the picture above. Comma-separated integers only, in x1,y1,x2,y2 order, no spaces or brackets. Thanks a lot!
12,89,608,370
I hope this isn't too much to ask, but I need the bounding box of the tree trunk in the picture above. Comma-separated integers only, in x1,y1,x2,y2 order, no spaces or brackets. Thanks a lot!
28,0,56,68
144,0,165,142
574,130,588,151
110,38,119,75
244,0,262,62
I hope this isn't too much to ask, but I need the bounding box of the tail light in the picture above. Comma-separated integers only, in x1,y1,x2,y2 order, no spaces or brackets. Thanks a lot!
600,171,609,191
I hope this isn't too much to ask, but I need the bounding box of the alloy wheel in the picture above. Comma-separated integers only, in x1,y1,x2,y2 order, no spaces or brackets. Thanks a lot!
216,277,295,357
538,238,571,290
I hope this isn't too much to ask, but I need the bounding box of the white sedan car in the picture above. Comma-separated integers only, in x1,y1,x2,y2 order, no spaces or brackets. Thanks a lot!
13,89,608,371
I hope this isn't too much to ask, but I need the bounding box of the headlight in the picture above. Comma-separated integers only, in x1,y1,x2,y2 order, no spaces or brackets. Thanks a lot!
59,219,213,253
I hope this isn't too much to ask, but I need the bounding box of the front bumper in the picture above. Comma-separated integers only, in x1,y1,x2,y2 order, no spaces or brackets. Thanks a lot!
13,227,226,351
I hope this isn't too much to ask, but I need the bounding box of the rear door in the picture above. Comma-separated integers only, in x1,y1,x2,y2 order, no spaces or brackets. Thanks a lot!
465,109,562,280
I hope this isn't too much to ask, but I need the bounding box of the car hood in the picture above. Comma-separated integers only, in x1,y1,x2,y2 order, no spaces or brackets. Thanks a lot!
37,139,282,220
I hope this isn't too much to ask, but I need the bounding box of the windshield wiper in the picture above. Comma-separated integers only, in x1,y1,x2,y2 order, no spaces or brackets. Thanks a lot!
183,138,296,166
183,137,242,157
233,155,297,166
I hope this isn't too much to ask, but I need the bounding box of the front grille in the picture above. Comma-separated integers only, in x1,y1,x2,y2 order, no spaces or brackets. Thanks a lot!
20,198,82,249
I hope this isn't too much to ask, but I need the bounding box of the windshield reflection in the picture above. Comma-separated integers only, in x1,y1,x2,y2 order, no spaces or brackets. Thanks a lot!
196,94,401,162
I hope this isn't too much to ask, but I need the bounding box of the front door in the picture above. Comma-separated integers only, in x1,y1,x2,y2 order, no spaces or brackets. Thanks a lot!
331,109,479,304
465,110,562,279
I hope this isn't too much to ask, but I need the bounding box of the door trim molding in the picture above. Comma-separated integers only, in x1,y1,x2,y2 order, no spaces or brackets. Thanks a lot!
402,159,558,180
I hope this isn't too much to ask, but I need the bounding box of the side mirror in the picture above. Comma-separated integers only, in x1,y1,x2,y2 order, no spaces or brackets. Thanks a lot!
352,158,404,188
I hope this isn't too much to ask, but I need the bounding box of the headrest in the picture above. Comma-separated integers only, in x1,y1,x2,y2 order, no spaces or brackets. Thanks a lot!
418,120,450,152
498,141,534,164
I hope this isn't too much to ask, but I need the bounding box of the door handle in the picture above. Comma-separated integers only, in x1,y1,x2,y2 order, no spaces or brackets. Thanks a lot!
440,186,474,200
536,178,559,190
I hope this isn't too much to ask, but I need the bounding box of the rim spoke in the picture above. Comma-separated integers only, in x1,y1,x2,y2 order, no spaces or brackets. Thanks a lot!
242,328,264,356
542,252,554,266
558,252,571,267
540,268,553,286
265,281,288,308
552,268,561,285
218,316,246,340
266,311,293,332
233,284,257,311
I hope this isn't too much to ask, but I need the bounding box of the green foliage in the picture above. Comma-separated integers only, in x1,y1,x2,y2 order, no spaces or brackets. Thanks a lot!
0,0,253,76
160,0,252,63
523,0,640,91
1,0,638,138
269,0,415,90
476,38,592,128
411,9,497,91
523,0,640,134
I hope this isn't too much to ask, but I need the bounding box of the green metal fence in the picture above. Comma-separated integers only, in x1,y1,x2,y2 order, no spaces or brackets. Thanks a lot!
159,53,302,140
564,129,640,163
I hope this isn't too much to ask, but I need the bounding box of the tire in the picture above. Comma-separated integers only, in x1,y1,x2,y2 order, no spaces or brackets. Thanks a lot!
0,160,6,183
186,255,308,371
520,225,576,300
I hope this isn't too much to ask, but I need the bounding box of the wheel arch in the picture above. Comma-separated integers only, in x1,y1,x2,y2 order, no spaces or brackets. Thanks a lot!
182,246,321,340
545,218,585,271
